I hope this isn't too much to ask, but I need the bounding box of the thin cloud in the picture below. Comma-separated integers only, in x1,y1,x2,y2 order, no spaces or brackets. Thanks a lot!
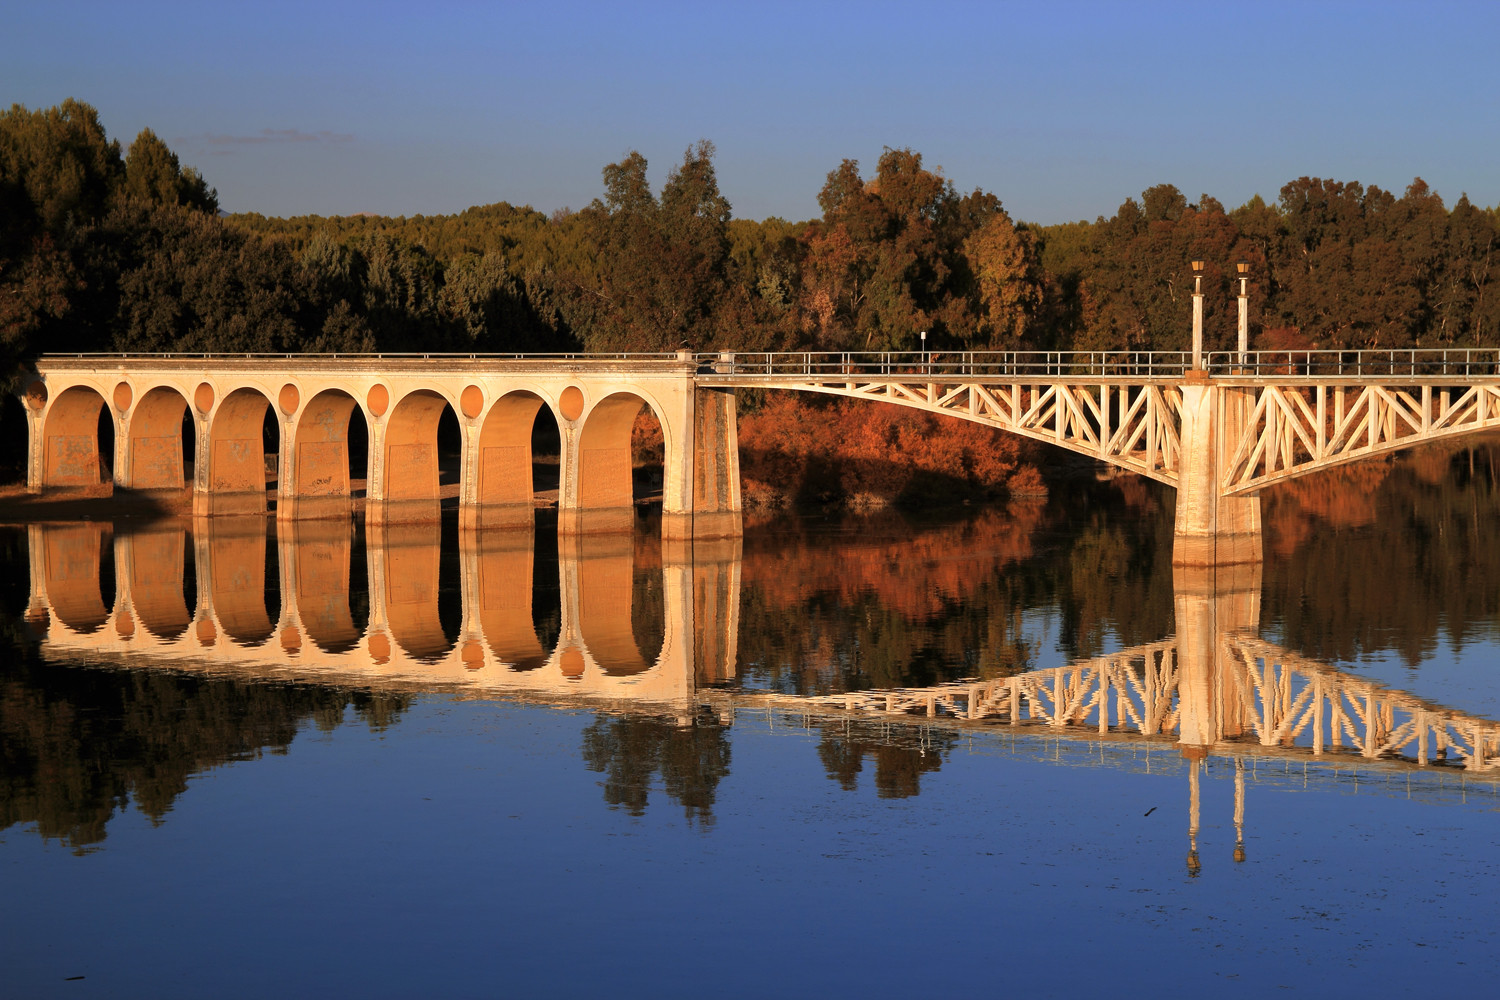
186,128,356,146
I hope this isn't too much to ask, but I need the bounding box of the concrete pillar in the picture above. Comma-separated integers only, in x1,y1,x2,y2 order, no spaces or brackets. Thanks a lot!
1173,378,1262,566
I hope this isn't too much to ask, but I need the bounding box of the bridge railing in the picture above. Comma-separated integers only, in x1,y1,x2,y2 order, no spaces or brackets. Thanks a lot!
699,350,1194,378
1204,348,1500,378
36,348,1500,379
704,349,1500,380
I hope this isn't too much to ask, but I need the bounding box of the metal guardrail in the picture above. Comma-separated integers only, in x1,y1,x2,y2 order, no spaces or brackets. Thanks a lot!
700,350,1192,378
36,348,1500,379
1201,349,1500,378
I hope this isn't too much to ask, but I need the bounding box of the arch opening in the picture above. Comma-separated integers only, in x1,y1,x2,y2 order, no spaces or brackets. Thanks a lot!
292,389,363,498
125,387,191,491
473,391,561,530
382,390,459,508
575,393,666,513
209,388,277,503
42,386,110,487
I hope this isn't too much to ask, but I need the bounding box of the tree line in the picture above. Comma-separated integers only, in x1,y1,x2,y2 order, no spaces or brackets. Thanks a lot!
5,99,1499,397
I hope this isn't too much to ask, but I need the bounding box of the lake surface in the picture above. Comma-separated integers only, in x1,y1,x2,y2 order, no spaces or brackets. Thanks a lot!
3,444,1500,997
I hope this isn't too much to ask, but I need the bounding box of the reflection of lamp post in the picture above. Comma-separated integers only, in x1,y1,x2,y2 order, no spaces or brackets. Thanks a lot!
1233,756,1247,863
1236,261,1250,368
1190,259,1206,371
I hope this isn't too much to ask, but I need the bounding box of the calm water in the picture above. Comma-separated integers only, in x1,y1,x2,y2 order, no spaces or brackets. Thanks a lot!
4,445,1500,997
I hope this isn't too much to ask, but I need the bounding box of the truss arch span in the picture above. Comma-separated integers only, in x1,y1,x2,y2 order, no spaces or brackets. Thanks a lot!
748,379,1185,487
1219,381,1500,496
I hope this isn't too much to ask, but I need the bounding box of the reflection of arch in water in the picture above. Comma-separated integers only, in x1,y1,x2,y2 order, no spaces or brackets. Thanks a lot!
567,532,661,676
41,386,109,486
283,519,360,654
123,386,191,490
199,516,274,647
371,521,451,662
32,523,114,633
121,527,191,641
469,527,549,671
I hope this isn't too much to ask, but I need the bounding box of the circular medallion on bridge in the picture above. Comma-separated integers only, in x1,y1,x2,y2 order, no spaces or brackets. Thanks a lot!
113,381,133,412
559,646,585,677
25,383,47,411
368,632,391,664
279,383,300,416
461,384,484,419
461,639,485,669
367,384,389,418
559,386,585,422
194,382,215,414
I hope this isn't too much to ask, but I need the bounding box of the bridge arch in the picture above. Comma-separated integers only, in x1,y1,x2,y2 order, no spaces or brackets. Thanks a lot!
475,389,553,509
381,388,461,504
41,385,110,486
122,385,192,490
288,387,366,498
574,390,674,513
207,387,278,499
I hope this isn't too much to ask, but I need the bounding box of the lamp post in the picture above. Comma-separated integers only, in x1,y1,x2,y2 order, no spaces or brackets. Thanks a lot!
1190,259,1205,371
920,330,927,371
1236,261,1250,368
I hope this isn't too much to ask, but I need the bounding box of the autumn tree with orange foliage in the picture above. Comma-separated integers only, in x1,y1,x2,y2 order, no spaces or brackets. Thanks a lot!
736,392,1045,508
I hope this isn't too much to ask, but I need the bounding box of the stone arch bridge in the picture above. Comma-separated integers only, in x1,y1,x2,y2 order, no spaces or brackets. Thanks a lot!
20,349,1500,563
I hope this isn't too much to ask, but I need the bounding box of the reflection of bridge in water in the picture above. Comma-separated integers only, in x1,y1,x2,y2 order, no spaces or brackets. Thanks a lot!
24,518,1500,784
24,518,740,710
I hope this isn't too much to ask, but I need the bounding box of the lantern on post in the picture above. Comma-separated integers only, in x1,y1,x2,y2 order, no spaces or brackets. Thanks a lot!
1190,260,1206,371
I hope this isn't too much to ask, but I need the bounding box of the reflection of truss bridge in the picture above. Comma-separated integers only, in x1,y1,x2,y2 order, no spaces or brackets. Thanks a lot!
723,633,1500,776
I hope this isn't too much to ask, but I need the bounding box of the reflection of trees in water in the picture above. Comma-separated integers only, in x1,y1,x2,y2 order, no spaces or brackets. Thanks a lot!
0,647,408,851
735,492,1177,696
1263,437,1500,665
816,720,957,799
579,708,730,825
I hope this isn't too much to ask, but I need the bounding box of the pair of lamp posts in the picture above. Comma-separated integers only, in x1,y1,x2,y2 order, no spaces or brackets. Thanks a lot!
1189,259,1252,371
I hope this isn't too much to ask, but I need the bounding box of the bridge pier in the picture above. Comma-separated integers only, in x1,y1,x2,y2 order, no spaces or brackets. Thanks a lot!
1172,379,1262,566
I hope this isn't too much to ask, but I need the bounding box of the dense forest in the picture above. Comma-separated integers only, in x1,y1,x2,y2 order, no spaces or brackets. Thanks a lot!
4,99,1499,501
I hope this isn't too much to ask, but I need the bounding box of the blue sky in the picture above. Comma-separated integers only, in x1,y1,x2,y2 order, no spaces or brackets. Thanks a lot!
5,0,1496,224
